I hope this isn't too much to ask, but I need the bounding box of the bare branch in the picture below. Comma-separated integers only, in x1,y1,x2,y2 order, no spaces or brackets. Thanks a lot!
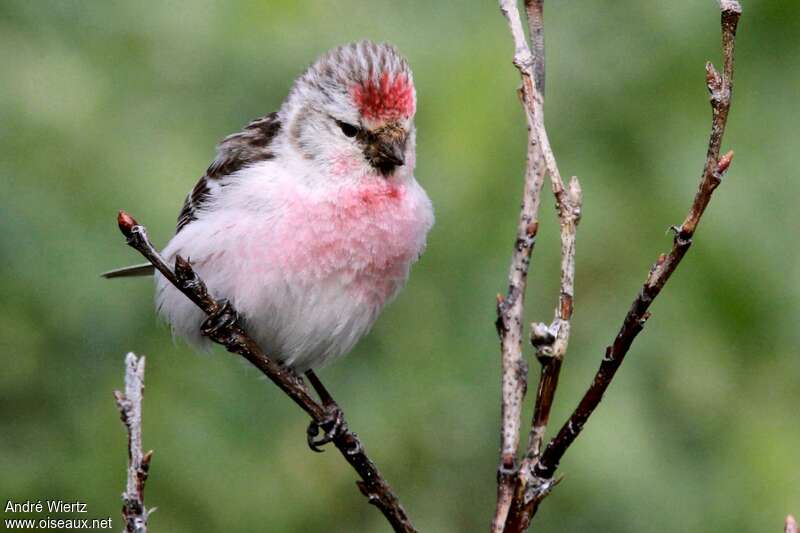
524,0,545,97
521,4,583,466
497,1,583,529
115,352,152,533
495,1,741,529
493,0,549,528
527,0,741,510
505,174,581,531
114,212,416,533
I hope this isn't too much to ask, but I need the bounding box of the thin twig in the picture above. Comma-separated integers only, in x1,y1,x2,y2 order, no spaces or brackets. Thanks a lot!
508,179,582,532
114,211,416,533
522,0,741,521
497,1,582,529
115,352,153,533
520,0,582,467
524,0,545,99
492,0,550,528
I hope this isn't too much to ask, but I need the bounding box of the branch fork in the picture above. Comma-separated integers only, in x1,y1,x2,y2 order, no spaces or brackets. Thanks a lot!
494,1,740,531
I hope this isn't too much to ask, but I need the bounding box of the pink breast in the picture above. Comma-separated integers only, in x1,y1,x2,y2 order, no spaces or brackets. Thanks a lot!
272,179,429,305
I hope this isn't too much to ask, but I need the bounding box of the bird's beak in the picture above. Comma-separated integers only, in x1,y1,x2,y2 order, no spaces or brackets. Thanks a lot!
377,138,405,167
365,125,407,176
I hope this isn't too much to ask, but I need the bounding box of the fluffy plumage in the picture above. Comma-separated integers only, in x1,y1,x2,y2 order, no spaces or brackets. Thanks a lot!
147,41,433,371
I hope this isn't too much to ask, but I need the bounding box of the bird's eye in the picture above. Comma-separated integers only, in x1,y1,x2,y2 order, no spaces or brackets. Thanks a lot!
337,121,359,138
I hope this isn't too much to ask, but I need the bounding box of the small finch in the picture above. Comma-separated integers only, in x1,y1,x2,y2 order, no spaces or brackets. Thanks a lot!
105,41,434,371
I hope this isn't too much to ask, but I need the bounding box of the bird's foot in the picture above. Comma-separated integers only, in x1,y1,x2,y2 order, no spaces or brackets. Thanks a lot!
201,299,239,342
307,404,344,453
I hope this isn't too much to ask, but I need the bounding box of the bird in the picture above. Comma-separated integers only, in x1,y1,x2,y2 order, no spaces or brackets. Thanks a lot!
104,40,434,373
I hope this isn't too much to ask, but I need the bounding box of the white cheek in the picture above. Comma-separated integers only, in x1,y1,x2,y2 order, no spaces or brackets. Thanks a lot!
331,150,359,177
329,147,367,177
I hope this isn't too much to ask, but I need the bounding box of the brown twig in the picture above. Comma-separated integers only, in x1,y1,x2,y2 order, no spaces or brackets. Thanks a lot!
492,0,550,528
495,1,741,530
520,0,583,467
524,0,545,99
507,179,582,532
497,1,582,529
518,0,741,523
115,352,153,533
114,211,416,533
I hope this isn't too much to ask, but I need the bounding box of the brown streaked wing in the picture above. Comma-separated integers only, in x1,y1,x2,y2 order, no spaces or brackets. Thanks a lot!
176,112,281,233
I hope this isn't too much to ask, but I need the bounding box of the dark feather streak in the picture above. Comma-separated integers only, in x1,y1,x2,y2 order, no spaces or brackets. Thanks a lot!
175,112,281,232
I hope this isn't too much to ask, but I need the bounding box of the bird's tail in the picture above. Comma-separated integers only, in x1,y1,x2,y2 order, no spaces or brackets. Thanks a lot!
101,263,155,279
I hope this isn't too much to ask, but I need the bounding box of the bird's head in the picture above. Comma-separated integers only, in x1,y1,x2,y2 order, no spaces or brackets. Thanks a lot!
283,41,416,181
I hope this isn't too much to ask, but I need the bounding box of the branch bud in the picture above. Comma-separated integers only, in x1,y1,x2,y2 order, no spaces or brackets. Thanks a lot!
705,62,722,94
531,322,556,361
717,150,734,173
117,210,138,237
567,176,583,221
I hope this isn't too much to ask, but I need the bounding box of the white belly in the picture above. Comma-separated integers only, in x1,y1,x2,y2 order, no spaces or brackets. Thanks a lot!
155,173,433,371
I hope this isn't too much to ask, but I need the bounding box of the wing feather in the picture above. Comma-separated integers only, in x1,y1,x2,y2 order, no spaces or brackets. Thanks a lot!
176,112,281,232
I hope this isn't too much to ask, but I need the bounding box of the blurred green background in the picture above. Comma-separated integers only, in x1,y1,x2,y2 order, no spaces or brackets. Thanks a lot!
1,1,797,531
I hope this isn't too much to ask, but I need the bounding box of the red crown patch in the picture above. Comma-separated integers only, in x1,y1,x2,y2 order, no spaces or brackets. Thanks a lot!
353,72,415,121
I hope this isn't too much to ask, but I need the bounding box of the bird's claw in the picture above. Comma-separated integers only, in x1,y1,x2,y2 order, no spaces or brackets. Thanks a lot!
306,405,344,453
201,299,238,340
